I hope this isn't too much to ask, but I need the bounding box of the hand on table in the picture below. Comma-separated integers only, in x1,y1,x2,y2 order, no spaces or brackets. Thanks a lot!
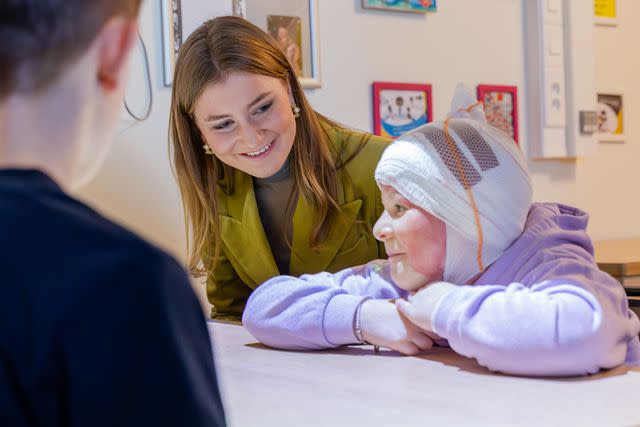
359,299,433,355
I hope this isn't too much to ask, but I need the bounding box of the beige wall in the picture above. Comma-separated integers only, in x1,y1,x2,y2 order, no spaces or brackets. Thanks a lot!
549,0,639,240
76,0,638,311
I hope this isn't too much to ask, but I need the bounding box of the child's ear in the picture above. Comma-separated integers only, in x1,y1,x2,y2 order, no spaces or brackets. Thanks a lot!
96,17,138,91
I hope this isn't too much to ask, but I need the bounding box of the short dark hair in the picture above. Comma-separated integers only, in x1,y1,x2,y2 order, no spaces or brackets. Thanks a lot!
0,0,142,99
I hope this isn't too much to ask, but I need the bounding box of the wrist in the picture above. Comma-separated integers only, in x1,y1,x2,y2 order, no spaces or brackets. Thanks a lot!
353,299,380,352
352,297,370,344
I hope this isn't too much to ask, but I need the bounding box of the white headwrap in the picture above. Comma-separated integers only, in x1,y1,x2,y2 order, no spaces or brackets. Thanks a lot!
375,83,533,284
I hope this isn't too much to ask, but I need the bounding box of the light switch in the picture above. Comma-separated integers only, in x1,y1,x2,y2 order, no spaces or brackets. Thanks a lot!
549,31,562,55
544,26,564,68
544,0,563,26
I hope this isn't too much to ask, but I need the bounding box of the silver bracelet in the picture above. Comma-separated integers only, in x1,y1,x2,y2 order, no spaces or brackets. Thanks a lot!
353,298,380,353
353,299,367,343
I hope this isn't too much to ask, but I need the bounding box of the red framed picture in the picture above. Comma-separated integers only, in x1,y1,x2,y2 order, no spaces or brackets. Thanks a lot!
477,84,519,144
372,81,432,138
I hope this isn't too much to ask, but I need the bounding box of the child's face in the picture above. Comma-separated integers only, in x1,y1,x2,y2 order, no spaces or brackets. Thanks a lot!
373,185,446,292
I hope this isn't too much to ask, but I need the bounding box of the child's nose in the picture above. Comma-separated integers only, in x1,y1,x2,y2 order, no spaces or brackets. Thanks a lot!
373,211,392,241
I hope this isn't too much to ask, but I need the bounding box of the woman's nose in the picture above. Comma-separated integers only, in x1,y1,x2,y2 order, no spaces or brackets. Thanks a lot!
239,125,265,149
373,211,392,241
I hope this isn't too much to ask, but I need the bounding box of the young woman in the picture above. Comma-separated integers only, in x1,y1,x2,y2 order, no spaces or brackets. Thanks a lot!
170,16,389,319
243,85,640,377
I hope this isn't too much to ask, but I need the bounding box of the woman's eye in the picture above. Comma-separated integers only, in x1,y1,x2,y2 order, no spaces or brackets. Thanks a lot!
255,102,273,114
212,120,233,130
394,204,406,214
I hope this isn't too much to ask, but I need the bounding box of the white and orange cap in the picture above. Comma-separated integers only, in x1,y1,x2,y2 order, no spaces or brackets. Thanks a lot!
375,83,533,284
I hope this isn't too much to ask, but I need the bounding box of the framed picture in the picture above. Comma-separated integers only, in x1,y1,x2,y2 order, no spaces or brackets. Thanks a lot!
372,82,432,138
597,92,624,142
362,0,437,13
161,0,182,87
594,0,618,26
232,0,246,18
268,16,303,77
244,0,320,88
477,84,519,144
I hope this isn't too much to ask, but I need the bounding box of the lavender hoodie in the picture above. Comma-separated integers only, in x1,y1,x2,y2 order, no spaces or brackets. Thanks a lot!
243,203,640,376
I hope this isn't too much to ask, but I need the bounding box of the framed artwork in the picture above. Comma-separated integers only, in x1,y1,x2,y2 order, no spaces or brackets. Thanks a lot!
232,0,246,18
477,84,519,144
372,82,432,138
597,92,624,142
244,0,320,88
268,16,303,77
594,0,618,26
161,0,182,87
362,0,437,13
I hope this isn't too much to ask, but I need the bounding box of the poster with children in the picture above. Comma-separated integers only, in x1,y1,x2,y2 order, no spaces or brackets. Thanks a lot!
373,82,432,138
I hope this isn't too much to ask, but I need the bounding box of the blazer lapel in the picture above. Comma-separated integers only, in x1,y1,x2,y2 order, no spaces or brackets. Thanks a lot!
289,129,365,276
219,172,279,289
289,196,362,277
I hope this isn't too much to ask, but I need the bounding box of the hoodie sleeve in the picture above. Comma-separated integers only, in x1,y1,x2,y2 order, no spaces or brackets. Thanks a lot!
242,261,403,350
431,243,640,376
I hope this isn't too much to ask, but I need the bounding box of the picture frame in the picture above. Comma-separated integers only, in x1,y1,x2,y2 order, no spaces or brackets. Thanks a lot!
232,0,246,18
372,82,432,138
161,0,182,87
597,91,624,143
594,0,618,27
362,0,437,13
243,0,321,88
477,84,519,144
267,15,303,78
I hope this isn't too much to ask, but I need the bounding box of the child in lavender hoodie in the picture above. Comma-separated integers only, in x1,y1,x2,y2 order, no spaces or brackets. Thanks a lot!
243,84,640,376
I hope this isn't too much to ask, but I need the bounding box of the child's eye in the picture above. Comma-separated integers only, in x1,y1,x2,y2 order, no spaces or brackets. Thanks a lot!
212,120,233,130
255,102,273,114
394,204,406,214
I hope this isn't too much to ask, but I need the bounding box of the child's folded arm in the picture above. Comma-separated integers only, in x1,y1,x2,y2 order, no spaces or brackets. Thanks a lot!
242,261,403,350
432,263,639,376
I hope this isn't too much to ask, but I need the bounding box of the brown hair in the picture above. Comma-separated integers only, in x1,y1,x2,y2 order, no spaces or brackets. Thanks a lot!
170,16,367,278
0,0,142,98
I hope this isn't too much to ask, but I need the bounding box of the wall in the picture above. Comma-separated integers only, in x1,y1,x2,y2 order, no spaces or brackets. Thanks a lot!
76,0,639,310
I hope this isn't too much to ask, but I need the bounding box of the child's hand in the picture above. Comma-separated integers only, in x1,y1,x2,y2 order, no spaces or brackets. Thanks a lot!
359,299,433,355
395,281,458,331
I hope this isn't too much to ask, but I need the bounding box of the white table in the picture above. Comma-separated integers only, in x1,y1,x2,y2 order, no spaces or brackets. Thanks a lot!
208,322,640,427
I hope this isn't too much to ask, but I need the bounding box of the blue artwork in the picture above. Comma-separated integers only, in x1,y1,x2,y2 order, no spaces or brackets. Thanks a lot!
363,0,437,13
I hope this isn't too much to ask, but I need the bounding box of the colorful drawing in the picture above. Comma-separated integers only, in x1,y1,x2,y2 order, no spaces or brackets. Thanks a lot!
477,85,519,144
597,93,624,142
362,0,437,13
373,82,432,138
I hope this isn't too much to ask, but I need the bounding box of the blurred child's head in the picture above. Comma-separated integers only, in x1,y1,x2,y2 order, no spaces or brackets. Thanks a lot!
0,0,142,187
0,0,141,98
374,84,532,290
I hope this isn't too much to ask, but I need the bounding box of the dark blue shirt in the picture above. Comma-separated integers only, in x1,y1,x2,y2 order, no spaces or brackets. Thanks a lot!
0,169,226,426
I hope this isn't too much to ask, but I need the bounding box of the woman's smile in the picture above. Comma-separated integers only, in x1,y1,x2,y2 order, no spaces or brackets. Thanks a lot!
241,140,274,158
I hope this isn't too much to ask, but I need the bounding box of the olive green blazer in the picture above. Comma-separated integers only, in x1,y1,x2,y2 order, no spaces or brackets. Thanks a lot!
207,125,390,319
